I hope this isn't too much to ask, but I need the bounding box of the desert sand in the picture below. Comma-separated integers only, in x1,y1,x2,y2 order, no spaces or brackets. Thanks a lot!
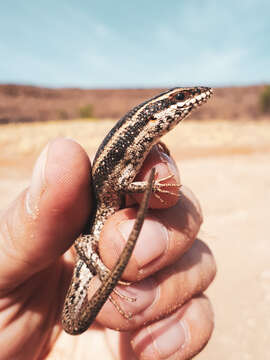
0,119,270,359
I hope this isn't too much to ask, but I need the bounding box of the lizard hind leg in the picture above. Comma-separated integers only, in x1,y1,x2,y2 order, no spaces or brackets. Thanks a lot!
74,234,112,281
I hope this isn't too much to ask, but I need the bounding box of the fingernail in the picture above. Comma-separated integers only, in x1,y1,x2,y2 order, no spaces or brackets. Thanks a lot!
167,158,180,181
25,144,49,217
154,146,180,186
118,218,168,268
149,317,188,357
161,151,180,181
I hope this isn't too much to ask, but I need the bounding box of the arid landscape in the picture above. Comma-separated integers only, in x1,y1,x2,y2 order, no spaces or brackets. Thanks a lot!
0,85,270,359
0,84,268,124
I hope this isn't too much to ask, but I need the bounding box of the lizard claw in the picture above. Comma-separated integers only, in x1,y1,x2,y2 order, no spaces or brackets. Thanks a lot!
152,173,181,203
109,295,134,320
113,288,136,303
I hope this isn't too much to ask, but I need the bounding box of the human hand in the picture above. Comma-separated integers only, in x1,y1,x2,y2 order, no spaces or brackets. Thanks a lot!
0,138,216,360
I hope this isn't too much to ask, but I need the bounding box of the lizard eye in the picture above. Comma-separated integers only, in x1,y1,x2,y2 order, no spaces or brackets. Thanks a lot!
175,93,186,101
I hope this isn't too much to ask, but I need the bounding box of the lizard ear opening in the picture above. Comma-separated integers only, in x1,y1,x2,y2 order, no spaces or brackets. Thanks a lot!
149,115,157,123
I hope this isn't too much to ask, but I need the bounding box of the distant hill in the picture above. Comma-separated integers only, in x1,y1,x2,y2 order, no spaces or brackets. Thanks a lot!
0,84,268,123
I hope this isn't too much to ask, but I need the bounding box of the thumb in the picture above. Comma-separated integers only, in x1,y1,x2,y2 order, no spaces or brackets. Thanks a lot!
0,138,92,293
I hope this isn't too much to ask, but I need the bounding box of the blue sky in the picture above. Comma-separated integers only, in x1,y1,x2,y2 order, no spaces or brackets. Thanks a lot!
0,1,269,88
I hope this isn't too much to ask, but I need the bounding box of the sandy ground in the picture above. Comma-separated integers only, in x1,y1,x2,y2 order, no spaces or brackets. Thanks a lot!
0,119,270,359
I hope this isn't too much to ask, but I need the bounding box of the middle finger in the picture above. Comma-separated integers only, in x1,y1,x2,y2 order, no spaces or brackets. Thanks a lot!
94,238,216,330
100,185,203,282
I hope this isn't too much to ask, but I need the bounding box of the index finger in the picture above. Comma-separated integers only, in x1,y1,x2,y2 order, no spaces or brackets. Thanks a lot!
99,144,201,282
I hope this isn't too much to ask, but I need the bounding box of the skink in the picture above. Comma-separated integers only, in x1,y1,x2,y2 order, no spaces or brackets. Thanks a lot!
62,86,213,335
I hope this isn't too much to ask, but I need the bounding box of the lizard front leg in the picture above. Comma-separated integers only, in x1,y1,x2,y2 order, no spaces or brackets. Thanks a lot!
123,174,181,204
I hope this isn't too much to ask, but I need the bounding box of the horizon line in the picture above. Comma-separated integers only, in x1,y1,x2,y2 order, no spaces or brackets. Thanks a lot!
0,81,269,91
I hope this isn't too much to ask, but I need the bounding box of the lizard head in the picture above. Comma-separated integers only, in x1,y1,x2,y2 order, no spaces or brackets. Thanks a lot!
93,87,213,179
141,86,213,137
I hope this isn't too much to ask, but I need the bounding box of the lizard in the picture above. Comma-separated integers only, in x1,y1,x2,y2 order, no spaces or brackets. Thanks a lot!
61,86,213,335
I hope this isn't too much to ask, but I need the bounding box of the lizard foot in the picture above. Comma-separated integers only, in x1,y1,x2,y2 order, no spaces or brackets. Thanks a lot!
153,173,181,203
109,294,134,320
